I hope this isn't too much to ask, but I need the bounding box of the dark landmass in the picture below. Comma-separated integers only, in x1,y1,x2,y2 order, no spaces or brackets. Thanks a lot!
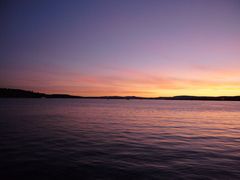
0,88,240,101
0,88,46,98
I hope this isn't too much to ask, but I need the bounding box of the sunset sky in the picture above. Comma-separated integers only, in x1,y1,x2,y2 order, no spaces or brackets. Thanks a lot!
1,0,240,97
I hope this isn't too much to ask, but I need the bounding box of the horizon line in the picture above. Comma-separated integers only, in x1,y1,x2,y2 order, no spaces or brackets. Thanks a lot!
1,88,240,99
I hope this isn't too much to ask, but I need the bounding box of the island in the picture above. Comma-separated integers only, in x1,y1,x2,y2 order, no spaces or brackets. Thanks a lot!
0,88,240,101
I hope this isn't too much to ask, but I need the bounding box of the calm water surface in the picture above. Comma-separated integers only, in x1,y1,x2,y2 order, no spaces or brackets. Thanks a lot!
0,99,240,179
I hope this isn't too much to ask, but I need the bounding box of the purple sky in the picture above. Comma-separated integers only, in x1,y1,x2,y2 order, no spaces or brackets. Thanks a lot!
1,0,240,96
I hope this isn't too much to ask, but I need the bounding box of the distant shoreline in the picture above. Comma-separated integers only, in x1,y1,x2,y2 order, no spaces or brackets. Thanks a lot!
0,88,240,101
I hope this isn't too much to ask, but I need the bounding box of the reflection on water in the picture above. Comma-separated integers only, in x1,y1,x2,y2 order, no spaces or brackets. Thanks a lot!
0,99,240,179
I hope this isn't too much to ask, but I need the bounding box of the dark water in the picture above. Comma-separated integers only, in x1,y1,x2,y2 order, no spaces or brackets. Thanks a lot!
0,99,240,179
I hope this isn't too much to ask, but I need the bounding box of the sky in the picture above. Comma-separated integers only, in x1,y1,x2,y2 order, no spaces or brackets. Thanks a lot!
1,0,240,97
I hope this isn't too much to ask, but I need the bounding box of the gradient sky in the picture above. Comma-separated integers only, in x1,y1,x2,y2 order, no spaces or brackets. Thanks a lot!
1,0,240,96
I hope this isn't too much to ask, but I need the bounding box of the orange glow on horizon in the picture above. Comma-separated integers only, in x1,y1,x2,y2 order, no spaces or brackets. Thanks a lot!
4,67,239,97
